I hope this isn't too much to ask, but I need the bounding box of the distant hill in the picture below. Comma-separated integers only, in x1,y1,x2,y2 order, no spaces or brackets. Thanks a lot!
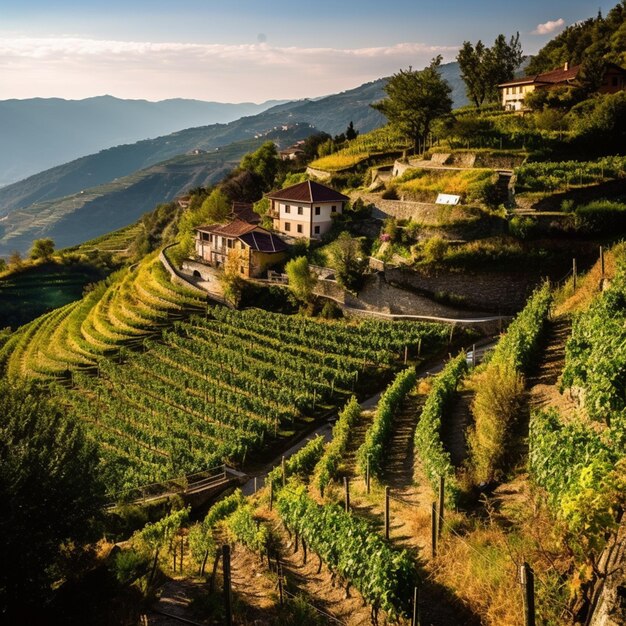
0,96,285,187
0,61,467,255
0,127,313,256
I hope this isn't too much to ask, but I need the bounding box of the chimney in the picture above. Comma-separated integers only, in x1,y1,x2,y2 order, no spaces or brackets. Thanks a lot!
564,61,569,71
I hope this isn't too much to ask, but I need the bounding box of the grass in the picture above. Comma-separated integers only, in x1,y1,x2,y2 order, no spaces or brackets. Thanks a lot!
309,125,409,172
309,152,371,171
396,168,496,203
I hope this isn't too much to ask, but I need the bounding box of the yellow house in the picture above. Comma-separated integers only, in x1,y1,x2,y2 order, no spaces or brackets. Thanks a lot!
499,63,581,111
499,62,626,111
195,219,287,279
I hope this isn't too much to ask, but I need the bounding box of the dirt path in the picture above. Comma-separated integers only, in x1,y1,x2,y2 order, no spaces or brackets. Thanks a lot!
527,316,575,416
381,394,424,490
147,578,209,625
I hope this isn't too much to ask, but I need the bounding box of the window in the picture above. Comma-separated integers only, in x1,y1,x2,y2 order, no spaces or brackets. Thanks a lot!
201,232,209,241
227,239,233,249
285,222,291,232
285,205,291,214
297,224,303,234
331,205,337,213
297,206,303,215
315,206,321,215
314,225,320,234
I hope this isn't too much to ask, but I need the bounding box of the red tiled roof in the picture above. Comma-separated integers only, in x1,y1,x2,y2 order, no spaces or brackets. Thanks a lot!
266,180,348,203
197,219,257,237
230,203,260,225
535,64,581,84
239,231,288,253
499,64,581,88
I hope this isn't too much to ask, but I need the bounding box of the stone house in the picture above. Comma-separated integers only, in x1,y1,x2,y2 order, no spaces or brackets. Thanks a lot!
195,219,287,278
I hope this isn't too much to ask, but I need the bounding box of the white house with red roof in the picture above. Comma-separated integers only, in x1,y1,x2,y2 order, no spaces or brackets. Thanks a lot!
266,180,349,240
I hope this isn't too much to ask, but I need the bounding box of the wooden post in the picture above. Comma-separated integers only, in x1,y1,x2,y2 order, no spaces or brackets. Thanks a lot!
600,246,605,278
269,480,274,511
384,486,390,541
438,476,445,539
281,456,286,487
431,502,437,558
404,345,408,365
572,258,577,291
412,585,420,626
472,343,476,368
180,536,184,573
278,562,284,606
222,545,232,626
366,456,371,495
520,562,536,626
254,477,258,493
344,477,350,513
418,337,422,358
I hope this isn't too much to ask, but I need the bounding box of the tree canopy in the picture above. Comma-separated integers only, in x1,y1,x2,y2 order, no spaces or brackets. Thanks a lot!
285,256,317,304
372,57,453,153
457,33,523,108
30,238,55,261
526,2,626,74
327,232,367,291
239,141,279,192
0,380,104,617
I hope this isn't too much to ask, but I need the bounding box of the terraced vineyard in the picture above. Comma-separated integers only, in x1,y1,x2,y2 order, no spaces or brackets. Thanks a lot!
60,310,448,490
0,252,204,379
68,222,145,255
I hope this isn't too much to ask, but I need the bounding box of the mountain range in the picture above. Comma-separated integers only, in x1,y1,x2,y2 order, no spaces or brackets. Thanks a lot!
0,96,286,187
0,61,468,256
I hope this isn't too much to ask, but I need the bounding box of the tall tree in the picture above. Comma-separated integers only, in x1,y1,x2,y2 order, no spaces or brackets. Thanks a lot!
457,33,523,107
239,141,279,191
327,232,367,291
346,121,358,141
0,380,104,618
285,256,317,304
372,56,453,153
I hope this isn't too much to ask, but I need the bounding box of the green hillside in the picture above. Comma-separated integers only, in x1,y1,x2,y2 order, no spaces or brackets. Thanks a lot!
0,262,105,330
0,129,306,256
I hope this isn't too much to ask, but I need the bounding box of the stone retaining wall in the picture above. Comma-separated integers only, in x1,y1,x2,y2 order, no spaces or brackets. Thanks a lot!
385,266,536,313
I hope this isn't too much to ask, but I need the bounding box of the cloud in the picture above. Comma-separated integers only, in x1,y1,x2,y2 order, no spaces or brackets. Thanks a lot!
532,18,565,35
0,36,457,101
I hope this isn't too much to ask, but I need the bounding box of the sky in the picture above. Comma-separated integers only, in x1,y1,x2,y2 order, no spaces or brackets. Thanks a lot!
0,0,618,103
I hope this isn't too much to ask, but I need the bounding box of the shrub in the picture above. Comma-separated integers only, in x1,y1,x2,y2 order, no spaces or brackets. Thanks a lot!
574,200,626,235
508,215,536,240
421,237,448,263
113,549,150,584
467,363,525,484
468,283,552,483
